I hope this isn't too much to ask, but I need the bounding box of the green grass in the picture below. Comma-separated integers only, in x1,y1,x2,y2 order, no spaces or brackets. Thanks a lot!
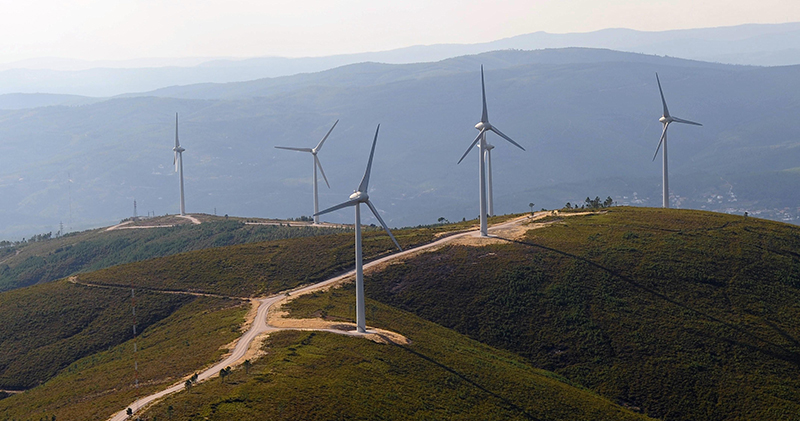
17,208,792,420
0,216,501,418
75,216,510,298
0,293,246,421
0,280,195,390
142,288,652,421
359,207,800,420
0,218,347,292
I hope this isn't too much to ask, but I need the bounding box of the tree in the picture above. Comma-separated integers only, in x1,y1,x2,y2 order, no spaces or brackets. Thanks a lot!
243,359,252,375
126,408,133,418
564,202,572,209
220,366,232,383
184,379,192,390
603,196,614,207
528,203,535,214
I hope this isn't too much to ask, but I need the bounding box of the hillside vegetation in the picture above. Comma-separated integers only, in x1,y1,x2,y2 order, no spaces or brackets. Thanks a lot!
0,218,487,418
5,208,798,420
0,280,193,390
76,217,497,297
0,217,346,292
358,207,800,420
142,292,652,421
0,285,246,420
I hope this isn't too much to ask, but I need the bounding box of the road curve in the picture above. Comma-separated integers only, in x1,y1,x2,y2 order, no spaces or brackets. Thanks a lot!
108,214,541,421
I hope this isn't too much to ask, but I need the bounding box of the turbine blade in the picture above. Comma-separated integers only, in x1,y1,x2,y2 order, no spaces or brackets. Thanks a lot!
457,129,484,164
275,146,313,152
671,116,702,126
357,124,380,193
315,155,331,188
314,199,358,217
489,126,525,151
314,119,339,152
480,65,488,123
656,73,670,118
175,113,180,148
174,152,178,172
366,200,402,251
652,124,668,161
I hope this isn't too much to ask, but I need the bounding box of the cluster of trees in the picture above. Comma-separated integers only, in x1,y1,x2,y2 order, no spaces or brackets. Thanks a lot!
184,372,199,390
0,231,53,248
564,196,614,210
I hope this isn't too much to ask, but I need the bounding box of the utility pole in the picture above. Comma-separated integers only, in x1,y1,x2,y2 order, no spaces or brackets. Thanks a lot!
130,279,140,415
67,172,72,232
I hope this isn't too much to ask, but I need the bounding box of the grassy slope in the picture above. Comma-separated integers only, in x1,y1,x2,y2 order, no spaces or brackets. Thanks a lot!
0,218,347,292
361,207,800,420
0,292,246,421
0,280,194,390
143,289,652,421
0,218,490,418
76,217,497,297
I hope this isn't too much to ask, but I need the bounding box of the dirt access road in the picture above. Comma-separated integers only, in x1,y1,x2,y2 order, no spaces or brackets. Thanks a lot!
108,212,556,420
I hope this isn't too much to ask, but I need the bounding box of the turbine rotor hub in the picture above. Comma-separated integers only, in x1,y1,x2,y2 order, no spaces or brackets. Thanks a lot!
349,191,368,201
475,121,490,131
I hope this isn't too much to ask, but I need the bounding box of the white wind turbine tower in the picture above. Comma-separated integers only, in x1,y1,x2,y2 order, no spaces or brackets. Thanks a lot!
652,73,702,208
173,113,186,216
484,142,495,217
458,66,525,236
315,124,401,333
275,120,338,224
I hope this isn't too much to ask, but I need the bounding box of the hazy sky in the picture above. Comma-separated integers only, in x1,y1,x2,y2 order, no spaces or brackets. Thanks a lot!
1,0,799,63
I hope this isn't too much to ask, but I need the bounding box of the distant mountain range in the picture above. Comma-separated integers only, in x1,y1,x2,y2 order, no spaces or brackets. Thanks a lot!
1,22,800,99
0,47,798,238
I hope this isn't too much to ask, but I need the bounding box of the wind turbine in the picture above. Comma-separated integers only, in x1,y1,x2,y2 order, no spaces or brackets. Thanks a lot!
315,124,401,333
173,113,186,216
458,66,525,236
275,120,339,224
652,73,702,208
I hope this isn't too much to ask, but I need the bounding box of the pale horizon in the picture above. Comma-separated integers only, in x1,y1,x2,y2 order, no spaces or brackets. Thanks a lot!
1,0,799,65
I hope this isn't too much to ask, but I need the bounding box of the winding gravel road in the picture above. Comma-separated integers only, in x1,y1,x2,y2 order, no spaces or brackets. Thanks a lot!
107,214,541,420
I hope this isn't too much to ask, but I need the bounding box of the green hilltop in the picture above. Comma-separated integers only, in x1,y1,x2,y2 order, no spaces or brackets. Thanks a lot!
0,215,347,292
361,207,800,420
0,207,798,420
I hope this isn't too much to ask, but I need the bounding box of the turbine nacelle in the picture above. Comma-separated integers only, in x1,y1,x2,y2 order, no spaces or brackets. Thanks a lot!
659,116,670,124
173,146,185,153
349,191,369,202
475,121,490,131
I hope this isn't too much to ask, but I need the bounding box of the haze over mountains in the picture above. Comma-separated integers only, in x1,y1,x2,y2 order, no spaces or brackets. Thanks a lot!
1,22,800,98
0,23,799,239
